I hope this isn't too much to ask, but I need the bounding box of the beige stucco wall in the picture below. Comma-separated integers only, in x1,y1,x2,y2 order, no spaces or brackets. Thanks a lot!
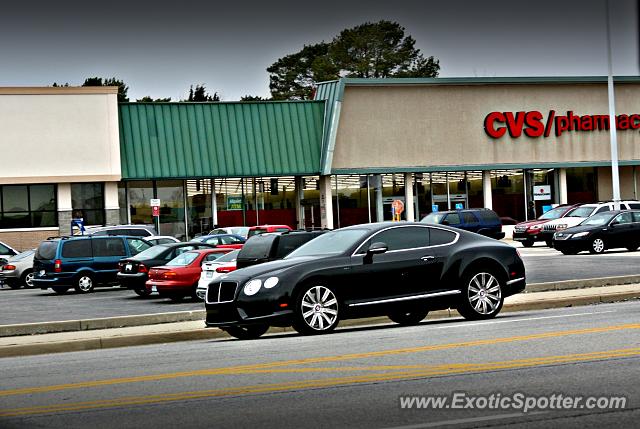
0,87,121,185
332,83,640,170
597,166,638,200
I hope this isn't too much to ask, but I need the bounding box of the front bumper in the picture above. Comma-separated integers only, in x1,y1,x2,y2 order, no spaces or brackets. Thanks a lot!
205,302,293,327
552,238,589,253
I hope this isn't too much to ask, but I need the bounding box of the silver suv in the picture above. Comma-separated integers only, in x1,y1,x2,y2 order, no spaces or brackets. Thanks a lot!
84,225,157,238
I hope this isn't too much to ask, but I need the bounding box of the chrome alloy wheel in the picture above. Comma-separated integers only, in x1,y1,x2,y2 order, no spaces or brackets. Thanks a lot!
467,272,502,315
24,272,35,288
77,275,94,292
301,286,338,331
592,238,605,254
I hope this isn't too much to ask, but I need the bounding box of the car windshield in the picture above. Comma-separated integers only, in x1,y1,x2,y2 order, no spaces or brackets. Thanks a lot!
582,213,615,226
10,249,35,261
285,229,369,258
166,252,199,266
539,206,568,220
421,213,445,224
133,245,171,259
215,249,240,263
566,207,595,217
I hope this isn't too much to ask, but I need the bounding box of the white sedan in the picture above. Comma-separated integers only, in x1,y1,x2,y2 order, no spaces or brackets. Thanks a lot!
196,250,239,300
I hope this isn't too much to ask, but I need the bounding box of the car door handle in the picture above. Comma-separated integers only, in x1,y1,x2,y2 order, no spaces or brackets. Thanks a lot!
421,256,436,262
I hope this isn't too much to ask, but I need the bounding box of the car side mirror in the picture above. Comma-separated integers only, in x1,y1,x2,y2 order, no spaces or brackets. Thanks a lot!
367,242,388,255
610,220,619,227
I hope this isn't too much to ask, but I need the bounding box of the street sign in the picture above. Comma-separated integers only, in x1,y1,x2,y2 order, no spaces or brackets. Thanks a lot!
152,206,160,217
150,198,160,207
455,203,464,210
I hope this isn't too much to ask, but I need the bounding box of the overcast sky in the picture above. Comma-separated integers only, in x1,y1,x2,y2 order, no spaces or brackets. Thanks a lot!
0,0,637,101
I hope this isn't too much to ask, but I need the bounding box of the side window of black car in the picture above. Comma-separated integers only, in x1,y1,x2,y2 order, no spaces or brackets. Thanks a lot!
461,212,478,224
92,238,127,257
127,238,151,255
364,227,429,252
614,213,633,224
429,228,457,246
633,212,640,223
62,240,93,258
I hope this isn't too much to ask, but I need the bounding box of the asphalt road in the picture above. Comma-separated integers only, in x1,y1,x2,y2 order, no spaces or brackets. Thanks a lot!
2,244,640,325
0,301,638,428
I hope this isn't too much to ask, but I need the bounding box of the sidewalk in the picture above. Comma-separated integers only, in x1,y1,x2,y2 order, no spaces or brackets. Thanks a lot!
1,283,638,358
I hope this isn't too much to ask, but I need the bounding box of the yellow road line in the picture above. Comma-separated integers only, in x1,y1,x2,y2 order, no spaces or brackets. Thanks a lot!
1,323,638,398
1,347,639,418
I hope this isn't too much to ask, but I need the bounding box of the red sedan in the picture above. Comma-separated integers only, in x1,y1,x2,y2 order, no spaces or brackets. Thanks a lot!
145,248,231,301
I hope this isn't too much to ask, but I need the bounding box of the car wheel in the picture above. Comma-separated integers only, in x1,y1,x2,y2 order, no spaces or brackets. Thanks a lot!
7,281,22,290
388,311,428,326
74,274,95,293
521,240,534,248
589,237,606,254
292,284,340,335
134,287,151,297
21,270,35,288
52,287,70,294
223,325,269,340
458,270,504,321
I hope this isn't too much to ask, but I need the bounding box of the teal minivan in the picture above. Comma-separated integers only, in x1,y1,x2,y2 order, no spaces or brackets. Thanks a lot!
32,236,152,294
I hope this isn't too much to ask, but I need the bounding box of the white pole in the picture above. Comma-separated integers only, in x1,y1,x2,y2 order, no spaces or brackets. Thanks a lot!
606,0,621,208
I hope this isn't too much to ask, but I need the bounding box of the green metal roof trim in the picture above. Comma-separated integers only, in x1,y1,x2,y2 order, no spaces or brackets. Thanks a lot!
119,101,326,179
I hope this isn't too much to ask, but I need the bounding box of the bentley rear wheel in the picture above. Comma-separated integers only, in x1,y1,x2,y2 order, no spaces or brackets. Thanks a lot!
292,285,339,335
458,270,504,320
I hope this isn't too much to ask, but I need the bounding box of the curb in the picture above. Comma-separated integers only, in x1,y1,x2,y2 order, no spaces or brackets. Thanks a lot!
3,275,640,338
1,290,638,358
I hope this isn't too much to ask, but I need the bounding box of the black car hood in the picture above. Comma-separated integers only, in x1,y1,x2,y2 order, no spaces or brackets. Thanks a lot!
559,224,602,234
223,255,325,280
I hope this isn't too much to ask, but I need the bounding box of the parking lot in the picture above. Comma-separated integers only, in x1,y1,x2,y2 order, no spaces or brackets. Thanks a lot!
2,242,640,326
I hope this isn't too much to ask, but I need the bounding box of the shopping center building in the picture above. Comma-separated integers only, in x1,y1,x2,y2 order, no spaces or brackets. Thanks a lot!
2,76,640,249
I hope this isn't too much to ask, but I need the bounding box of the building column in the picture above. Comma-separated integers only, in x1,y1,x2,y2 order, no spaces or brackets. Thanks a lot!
104,181,120,225
57,183,73,234
373,174,383,222
558,168,568,204
294,176,305,229
482,171,493,209
211,179,218,228
319,175,334,229
404,172,415,221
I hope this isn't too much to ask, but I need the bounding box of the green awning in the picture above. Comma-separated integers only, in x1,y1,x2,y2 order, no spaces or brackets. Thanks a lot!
119,101,325,179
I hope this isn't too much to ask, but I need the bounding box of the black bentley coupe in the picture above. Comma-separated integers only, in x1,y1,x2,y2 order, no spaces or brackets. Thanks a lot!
205,222,526,339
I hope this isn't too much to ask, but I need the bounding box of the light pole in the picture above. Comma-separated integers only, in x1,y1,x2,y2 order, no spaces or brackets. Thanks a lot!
606,0,621,209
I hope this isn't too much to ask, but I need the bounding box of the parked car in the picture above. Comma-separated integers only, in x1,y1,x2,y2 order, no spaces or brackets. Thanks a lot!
146,248,232,301
117,242,216,296
32,236,153,294
236,230,327,269
0,241,18,261
145,236,181,246
553,210,640,254
420,208,505,240
205,222,526,339
247,224,293,238
191,234,245,249
196,250,241,300
84,224,158,237
210,227,250,239
512,204,580,247
540,201,640,242
0,249,36,289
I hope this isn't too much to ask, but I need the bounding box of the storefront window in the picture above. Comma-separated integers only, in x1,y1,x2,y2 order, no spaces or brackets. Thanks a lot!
71,183,105,226
566,167,597,204
156,180,185,240
491,170,525,222
128,181,153,226
118,183,128,224
0,184,57,228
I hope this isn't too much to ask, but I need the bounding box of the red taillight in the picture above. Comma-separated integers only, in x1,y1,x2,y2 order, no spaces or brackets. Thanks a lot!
3,265,16,271
138,264,148,273
162,271,177,279
216,266,237,273
54,259,62,273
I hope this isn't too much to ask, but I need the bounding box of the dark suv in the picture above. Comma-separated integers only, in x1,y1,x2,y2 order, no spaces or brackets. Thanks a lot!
421,208,505,240
236,230,327,269
32,236,152,294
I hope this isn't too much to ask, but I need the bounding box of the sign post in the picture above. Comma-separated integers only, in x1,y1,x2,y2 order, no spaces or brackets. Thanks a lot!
150,199,160,234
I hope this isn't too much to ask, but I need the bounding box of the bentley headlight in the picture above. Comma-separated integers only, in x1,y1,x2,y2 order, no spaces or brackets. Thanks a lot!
571,231,590,238
264,277,279,289
243,279,262,296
